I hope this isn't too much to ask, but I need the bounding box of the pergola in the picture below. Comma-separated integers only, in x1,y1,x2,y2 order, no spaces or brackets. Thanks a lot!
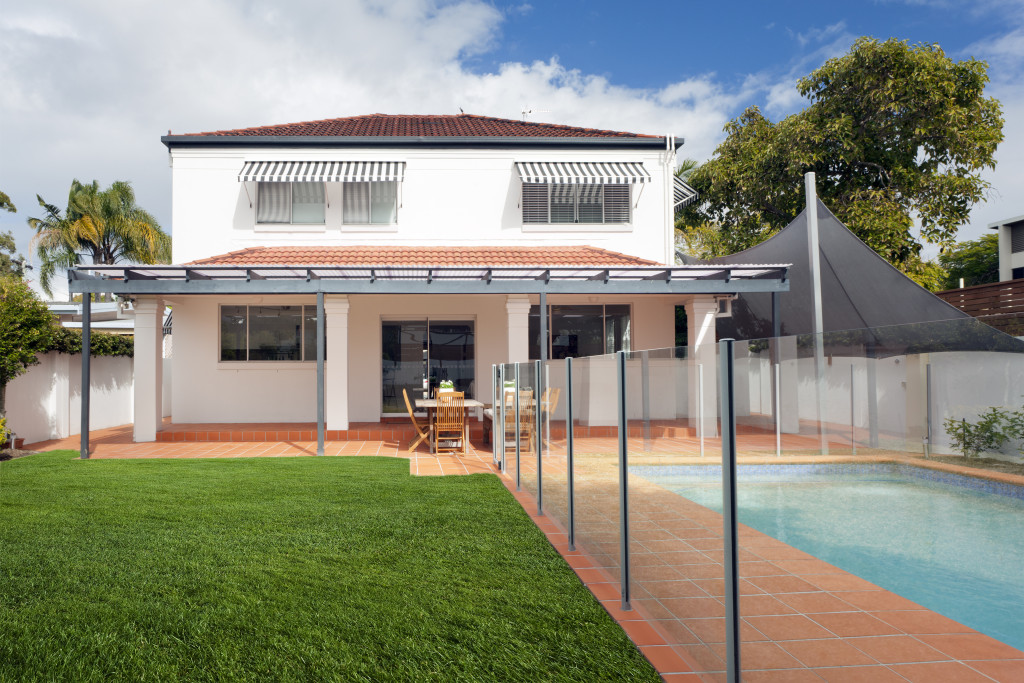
68,262,790,458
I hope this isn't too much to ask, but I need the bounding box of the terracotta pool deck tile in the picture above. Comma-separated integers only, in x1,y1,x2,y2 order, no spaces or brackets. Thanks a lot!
736,641,806,670
620,619,667,647
779,638,879,668
771,558,848,575
804,573,882,593
741,669,826,682
888,660,996,683
638,645,694,675
868,610,975,635
847,635,951,664
777,591,856,615
683,617,767,644
747,574,821,594
658,597,727,619
809,611,903,638
917,633,1024,661
837,590,924,613
739,594,800,616
810,664,909,683
744,614,836,642
965,659,1024,683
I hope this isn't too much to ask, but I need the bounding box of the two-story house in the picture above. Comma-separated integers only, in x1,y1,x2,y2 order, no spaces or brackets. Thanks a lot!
70,114,788,446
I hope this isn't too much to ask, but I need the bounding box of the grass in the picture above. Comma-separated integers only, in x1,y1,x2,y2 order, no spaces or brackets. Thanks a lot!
0,452,658,682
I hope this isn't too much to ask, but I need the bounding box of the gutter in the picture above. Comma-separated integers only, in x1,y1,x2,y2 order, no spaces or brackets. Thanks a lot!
161,135,686,150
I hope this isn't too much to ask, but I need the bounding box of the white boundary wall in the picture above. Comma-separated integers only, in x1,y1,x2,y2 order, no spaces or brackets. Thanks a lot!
5,352,138,445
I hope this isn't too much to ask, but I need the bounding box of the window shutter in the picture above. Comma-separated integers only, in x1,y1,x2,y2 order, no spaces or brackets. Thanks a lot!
291,182,325,224
343,182,370,223
577,184,603,223
1012,223,1024,254
257,182,290,223
369,181,398,224
603,184,630,223
522,183,549,223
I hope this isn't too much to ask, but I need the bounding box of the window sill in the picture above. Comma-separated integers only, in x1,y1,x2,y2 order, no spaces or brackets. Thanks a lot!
254,223,327,233
217,361,317,370
340,224,399,233
521,223,633,233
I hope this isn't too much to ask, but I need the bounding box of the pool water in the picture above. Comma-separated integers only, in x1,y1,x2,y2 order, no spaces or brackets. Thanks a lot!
631,464,1024,650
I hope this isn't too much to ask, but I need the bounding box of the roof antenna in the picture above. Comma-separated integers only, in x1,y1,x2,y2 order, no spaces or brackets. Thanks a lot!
521,106,550,121
459,107,464,114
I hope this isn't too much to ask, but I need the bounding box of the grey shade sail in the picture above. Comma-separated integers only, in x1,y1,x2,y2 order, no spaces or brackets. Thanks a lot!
706,199,973,340
514,162,650,184
238,161,406,183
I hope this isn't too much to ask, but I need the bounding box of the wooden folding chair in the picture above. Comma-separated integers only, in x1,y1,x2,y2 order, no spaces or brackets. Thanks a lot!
518,389,535,454
403,388,432,452
541,387,561,447
434,391,466,455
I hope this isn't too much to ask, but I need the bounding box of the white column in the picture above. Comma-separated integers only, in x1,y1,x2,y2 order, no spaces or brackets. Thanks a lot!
133,297,164,442
325,295,350,431
506,295,531,363
997,224,1012,282
686,296,718,437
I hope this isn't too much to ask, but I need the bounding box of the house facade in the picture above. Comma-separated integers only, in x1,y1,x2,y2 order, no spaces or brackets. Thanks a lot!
70,114,788,444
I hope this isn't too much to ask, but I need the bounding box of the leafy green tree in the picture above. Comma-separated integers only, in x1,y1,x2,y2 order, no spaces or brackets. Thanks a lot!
680,37,1004,280
937,233,1000,290
0,190,14,213
0,276,55,424
0,231,29,278
28,179,171,296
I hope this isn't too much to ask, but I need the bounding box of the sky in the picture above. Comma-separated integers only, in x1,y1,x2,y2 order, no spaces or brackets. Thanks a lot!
1,0,1022,296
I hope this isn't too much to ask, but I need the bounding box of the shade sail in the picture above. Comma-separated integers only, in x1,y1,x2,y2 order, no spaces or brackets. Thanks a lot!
514,161,650,184
238,161,406,183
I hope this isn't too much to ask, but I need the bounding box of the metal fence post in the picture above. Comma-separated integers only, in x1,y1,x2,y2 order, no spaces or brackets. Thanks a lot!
617,350,631,611
719,339,741,682
775,363,782,458
498,364,506,474
535,359,543,515
80,296,91,459
641,350,651,451
492,364,499,466
698,363,705,458
316,291,325,457
566,356,576,552
850,364,857,455
514,362,521,491
925,362,933,458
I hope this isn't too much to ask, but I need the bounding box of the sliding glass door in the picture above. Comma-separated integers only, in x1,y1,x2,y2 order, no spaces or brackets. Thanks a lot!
381,319,474,414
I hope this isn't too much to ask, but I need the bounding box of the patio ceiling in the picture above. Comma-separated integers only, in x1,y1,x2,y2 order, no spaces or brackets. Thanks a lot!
68,263,790,296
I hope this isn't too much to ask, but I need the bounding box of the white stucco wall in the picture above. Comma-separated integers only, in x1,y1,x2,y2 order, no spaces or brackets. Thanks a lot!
5,352,134,444
169,146,677,266
167,293,680,425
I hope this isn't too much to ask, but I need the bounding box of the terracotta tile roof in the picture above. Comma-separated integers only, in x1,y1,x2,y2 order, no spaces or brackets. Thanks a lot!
186,246,660,267
181,113,659,139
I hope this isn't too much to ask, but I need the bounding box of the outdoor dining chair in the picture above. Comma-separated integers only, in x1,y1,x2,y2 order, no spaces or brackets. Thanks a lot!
434,391,466,455
403,388,432,452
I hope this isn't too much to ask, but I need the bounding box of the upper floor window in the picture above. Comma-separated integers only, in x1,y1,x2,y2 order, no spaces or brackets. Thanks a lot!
343,181,398,224
257,182,325,224
522,183,630,224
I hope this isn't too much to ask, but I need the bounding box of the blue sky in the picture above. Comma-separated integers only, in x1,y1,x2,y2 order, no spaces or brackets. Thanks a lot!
1,0,1022,295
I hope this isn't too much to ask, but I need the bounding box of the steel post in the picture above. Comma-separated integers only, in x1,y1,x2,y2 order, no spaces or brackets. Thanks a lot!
514,362,521,491
566,356,576,552
316,292,325,456
616,350,631,611
80,297,91,459
719,338,741,683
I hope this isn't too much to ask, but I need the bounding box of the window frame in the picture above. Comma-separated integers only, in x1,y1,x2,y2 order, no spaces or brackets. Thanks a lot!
528,303,632,360
256,181,326,227
521,182,631,227
342,181,399,226
218,304,322,364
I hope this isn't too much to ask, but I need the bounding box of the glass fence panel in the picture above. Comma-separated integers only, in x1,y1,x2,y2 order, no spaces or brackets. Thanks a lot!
517,361,539,500
570,353,623,584
625,345,730,678
539,359,568,534
498,363,518,485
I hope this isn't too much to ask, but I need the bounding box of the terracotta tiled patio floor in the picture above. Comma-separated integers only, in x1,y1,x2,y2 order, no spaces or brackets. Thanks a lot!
22,423,1024,681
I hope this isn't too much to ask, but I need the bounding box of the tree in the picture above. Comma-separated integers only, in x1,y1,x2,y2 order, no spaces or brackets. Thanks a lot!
679,37,1004,282
0,276,55,424
938,233,1000,290
0,190,14,213
28,179,171,296
0,232,29,278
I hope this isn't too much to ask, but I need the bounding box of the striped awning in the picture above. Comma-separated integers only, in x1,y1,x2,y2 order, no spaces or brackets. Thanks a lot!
674,175,698,208
515,161,650,184
238,161,406,183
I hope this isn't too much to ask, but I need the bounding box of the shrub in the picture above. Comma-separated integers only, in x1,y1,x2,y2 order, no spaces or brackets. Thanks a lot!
944,405,1024,458
49,326,134,357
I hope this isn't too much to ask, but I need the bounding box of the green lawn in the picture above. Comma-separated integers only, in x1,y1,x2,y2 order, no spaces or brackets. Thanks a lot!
0,452,658,682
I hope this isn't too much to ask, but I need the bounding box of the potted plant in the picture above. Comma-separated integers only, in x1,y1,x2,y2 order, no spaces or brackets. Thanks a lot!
439,379,455,393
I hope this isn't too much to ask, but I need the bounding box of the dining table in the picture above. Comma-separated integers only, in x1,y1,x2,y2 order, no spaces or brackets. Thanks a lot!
415,397,485,454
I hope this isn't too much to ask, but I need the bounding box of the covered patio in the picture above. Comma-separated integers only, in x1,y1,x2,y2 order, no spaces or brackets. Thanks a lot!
67,262,790,460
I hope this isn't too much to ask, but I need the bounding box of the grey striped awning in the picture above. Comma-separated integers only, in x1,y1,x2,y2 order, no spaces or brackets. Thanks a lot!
515,161,650,184
674,175,698,208
238,161,406,183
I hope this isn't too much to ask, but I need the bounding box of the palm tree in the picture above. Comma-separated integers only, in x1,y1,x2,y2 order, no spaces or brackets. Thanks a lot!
28,179,171,296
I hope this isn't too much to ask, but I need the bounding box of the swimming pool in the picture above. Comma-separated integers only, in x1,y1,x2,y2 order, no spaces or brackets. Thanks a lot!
629,463,1024,650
